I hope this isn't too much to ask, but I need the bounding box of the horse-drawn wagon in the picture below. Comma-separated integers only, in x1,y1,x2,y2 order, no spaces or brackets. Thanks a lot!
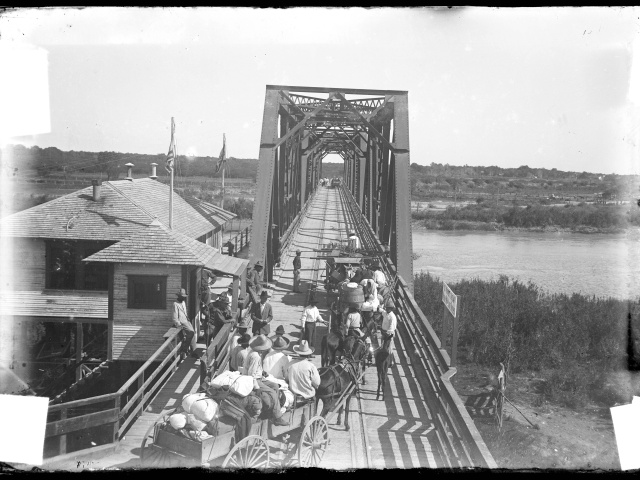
140,385,330,469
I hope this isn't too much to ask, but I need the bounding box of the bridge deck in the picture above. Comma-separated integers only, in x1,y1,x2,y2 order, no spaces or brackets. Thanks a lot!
57,186,441,470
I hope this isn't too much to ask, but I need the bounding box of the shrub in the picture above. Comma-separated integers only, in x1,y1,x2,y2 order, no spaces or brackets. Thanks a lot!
412,272,632,406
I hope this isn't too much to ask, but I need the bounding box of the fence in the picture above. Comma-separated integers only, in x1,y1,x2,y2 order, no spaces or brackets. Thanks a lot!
222,226,251,256
339,185,497,469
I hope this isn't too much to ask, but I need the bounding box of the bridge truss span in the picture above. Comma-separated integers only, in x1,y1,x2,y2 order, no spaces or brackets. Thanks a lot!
250,85,413,291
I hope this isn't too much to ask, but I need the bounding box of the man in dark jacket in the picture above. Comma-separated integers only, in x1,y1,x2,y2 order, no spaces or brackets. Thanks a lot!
251,290,273,336
293,250,302,293
207,295,234,343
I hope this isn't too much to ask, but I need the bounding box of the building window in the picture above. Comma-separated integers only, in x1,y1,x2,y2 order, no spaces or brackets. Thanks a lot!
46,240,111,291
127,276,167,309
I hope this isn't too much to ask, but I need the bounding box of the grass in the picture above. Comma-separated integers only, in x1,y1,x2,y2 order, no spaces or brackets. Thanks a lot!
413,272,637,408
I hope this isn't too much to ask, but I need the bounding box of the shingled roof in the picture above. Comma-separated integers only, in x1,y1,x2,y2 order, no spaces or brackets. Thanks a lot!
84,219,248,276
182,195,236,228
0,178,230,241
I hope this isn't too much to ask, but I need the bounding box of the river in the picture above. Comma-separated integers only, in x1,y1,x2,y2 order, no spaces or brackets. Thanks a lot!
412,228,640,300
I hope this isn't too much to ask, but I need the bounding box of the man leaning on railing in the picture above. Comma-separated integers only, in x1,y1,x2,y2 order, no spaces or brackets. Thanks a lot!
172,288,199,359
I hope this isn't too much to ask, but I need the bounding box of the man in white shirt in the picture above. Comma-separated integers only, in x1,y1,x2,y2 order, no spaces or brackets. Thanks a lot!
262,336,291,381
381,304,398,362
229,333,251,372
300,298,324,348
172,288,199,359
371,262,387,287
287,340,321,400
347,231,361,251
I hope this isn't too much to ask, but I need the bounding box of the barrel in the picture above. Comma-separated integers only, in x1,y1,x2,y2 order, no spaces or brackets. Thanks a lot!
339,282,365,308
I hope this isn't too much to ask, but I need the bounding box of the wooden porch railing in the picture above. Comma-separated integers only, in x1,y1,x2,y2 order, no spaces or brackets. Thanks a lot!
223,226,251,256
44,329,183,460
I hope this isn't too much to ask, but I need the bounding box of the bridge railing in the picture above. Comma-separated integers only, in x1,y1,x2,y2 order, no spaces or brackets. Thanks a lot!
339,185,497,469
44,329,183,461
279,188,319,263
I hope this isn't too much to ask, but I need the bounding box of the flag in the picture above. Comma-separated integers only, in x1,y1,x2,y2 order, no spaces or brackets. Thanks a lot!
215,133,226,174
165,117,176,173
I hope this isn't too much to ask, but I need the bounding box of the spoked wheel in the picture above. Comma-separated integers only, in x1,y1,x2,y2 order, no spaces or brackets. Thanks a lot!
222,435,270,469
298,416,329,468
140,424,172,468
140,413,174,468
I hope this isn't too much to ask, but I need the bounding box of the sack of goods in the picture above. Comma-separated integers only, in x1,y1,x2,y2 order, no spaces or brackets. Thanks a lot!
186,413,207,432
281,389,294,411
210,370,241,388
228,375,254,397
182,392,218,423
169,412,188,430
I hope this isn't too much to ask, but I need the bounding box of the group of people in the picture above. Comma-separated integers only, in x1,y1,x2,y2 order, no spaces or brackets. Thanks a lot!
336,258,398,358
223,328,320,426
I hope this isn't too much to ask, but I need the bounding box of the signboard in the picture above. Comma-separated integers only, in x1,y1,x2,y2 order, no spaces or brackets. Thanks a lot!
442,282,457,317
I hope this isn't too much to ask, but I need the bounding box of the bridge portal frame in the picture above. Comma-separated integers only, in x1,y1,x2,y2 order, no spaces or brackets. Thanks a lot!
250,85,413,291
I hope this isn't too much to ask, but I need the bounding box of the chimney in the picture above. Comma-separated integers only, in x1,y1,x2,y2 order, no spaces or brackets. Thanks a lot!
150,163,158,180
125,163,134,181
92,179,102,201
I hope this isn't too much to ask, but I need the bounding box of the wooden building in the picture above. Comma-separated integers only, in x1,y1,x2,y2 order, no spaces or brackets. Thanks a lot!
0,174,243,393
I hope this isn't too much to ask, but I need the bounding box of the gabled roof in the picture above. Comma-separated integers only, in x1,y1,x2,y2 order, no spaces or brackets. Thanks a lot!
0,177,229,241
84,220,248,276
182,195,236,228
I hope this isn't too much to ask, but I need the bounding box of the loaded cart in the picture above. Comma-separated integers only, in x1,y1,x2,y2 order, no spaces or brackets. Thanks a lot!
139,387,330,469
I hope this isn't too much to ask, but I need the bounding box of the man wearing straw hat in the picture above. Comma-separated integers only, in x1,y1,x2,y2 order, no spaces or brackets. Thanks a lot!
247,261,265,296
244,335,289,426
287,340,321,400
207,294,234,343
171,287,199,359
263,335,291,381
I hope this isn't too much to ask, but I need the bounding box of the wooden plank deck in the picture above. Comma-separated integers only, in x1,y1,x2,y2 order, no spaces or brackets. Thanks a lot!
52,186,442,470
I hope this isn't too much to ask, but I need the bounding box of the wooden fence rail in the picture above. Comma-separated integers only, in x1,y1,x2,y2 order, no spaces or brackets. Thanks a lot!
222,226,251,256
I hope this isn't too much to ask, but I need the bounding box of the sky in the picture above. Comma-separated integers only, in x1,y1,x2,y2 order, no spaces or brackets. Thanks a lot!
1,7,640,174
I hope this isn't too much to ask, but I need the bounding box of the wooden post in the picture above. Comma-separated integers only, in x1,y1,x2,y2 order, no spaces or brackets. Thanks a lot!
137,372,145,418
441,306,450,352
76,322,83,381
232,276,239,313
113,396,120,442
451,294,461,368
59,409,67,455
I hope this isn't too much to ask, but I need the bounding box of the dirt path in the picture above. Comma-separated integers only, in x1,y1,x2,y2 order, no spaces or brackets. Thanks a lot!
450,362,620,471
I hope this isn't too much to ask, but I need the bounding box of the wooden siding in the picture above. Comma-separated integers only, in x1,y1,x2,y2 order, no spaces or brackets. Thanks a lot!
112,263,183,361
4,238,46,291
0,291,108,318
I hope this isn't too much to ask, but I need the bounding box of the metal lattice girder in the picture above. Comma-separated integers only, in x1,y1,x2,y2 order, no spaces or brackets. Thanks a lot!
251,85,413,287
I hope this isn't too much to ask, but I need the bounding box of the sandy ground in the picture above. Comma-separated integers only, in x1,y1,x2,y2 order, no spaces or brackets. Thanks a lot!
450,361,620,471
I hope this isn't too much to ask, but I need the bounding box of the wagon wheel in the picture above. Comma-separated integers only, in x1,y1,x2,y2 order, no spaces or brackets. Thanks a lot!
140,423,173,468
140,412,173,468
298,416,329,468
222,435,270,469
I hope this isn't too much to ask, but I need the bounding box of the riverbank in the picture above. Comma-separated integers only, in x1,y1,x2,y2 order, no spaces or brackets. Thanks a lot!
412,202,640,234
412,219,632,234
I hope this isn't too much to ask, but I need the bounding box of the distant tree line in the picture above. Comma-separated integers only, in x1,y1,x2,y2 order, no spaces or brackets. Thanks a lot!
2,144,259,181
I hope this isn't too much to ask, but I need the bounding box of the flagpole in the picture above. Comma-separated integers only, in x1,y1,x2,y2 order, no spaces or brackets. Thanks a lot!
169,117,174,230
221,161,225,210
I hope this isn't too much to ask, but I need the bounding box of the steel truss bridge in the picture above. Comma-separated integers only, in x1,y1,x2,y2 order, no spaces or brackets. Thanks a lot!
250,86,413,293
40,86,497,471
